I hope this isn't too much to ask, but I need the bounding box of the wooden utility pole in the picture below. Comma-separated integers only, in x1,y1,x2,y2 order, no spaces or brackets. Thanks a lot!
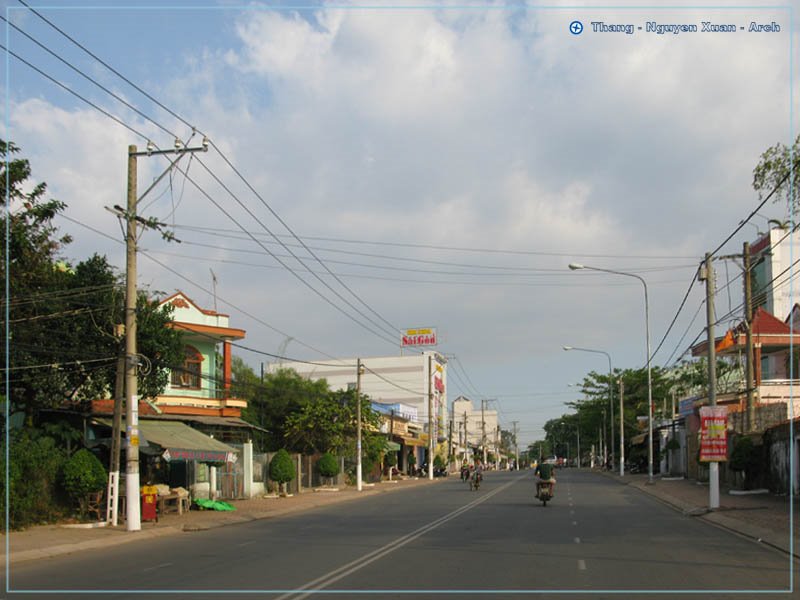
428,355,434,480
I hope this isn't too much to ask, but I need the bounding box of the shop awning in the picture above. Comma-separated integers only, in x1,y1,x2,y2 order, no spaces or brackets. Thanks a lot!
399,436,427,447
94,418,237,463
385,441,401,452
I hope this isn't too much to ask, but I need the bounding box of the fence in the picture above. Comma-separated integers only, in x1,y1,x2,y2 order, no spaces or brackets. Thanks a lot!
253,452,346,495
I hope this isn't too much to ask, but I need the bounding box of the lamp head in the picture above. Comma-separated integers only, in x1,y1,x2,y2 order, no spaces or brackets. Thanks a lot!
562,346,573,351
568,263,584,271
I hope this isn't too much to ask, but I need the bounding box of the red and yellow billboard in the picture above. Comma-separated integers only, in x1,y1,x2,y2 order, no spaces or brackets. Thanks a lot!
401,327,437,347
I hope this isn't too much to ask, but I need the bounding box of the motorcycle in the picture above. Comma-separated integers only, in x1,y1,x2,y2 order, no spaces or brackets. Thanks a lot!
469,471,482,491
536,481,554,506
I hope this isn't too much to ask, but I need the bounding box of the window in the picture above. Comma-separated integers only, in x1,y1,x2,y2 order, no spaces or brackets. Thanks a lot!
171,346,203,389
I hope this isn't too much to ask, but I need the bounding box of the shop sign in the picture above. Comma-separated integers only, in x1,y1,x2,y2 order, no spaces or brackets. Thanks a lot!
699,406,728,462
401,327,437,347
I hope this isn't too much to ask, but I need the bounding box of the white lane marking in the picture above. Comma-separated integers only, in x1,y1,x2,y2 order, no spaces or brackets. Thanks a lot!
570,510,575,515
574,537,581,544
578,559,587,570
238,540,257,547
143,562,172,572
572,521,578,526
276,475,524,600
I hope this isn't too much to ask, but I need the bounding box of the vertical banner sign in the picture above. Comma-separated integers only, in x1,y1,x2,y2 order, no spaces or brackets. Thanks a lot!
699,406,728,462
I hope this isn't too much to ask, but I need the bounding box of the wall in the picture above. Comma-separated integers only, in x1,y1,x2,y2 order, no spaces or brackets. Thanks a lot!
765,420,800,494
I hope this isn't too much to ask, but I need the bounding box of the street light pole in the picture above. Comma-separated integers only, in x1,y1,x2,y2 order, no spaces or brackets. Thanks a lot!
563,346,615,472
356,358,364,492
569,263,654,484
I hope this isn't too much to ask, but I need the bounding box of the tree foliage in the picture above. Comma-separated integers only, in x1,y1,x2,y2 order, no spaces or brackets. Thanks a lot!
269,449,296,484
1,140,184,419
752,134,800,213
316,452,340,479
241,367,330,451
1,428,69,530
63,448,107,518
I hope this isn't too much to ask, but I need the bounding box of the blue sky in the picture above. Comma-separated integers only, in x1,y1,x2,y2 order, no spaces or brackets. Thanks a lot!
3,1,796,446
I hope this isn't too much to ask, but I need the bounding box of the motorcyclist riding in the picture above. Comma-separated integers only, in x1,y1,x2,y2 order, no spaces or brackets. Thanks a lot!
534,461,556,498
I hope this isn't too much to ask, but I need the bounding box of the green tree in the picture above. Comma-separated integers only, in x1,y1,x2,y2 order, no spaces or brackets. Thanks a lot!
752,134,800,212
1,141,182,419
62,448,107,519
316,452,340,485
1,428,68,530
243,368,329,451
269,449,296,496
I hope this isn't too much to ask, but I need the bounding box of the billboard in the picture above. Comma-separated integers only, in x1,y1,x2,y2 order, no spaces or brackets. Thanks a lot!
699,406,728,462
401,327,437,347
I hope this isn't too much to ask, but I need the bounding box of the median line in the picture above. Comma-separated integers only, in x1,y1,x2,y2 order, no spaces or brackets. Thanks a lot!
275,474,525,600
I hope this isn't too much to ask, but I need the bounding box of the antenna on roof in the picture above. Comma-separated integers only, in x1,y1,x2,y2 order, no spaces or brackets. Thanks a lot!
210,269,218,312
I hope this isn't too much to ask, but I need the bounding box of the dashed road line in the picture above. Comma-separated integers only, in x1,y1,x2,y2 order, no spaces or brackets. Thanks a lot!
143,562,172,573
578,559,587,571
574,537,581,544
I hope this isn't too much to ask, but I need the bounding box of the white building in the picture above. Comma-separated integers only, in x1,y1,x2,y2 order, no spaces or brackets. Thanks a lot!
452,395,499,462
272,352,448,441
751,226,800,323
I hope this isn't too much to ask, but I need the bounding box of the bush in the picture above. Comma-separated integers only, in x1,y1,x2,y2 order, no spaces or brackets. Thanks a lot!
385,451,398,468
730,436,761,489
2,429,69,530
63,448,106,519
317,453,340,479
433,455,445,469
269,449,296,495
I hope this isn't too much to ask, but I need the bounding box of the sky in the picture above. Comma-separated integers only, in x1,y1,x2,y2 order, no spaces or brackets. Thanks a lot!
3,0,797,448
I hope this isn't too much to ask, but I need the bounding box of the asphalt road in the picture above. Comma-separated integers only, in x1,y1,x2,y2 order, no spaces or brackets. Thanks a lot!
5,470,796,599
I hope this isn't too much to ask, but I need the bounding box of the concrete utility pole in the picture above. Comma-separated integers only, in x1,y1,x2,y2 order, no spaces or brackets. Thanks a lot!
701,253,720,509
481,399,487,465
463,411,468,465
512,421,519,470
124,146,141,531
619,378,625,476
107,350,124,525
743,241,756,432
122,140,208,531
428,355,434,480
356,358,364,492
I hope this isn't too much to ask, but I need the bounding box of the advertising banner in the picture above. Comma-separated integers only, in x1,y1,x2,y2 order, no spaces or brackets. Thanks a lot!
699,406,728,462
401,327,437,347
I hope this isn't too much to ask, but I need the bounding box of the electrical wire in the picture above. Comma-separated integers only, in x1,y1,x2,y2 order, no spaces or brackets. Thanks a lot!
57,212,342,362
7,13,405,352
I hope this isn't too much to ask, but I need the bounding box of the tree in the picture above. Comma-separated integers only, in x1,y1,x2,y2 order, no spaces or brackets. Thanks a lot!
1,141,183,419
752,134,800,213
62,448,107,519
242,368,329,451
269,449,296,496
316,452,340,485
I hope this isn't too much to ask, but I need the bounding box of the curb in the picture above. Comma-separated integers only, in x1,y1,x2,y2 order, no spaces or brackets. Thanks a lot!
3,477,439,565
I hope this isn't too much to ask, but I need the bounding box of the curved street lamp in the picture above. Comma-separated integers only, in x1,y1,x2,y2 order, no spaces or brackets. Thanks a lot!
563,346,619,476
568,263,654,484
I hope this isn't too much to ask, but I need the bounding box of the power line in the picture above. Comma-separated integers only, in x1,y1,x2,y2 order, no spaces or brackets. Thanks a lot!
57,212,341,362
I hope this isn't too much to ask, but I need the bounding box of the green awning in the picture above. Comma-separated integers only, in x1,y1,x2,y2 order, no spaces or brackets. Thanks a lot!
385,441,401,452
94,418,237,463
